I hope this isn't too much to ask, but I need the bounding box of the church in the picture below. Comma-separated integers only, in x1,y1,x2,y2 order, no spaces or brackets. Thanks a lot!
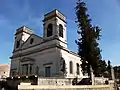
10,9,83,79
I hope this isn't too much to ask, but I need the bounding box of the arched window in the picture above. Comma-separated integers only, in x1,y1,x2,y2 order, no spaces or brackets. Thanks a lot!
36,66,39,75
59,24,63,37
69,61,73,74
16,40,20,48
30,38,34,44
30,65,32,74
47,24,53,37
60,58,66,73
76,63,80,75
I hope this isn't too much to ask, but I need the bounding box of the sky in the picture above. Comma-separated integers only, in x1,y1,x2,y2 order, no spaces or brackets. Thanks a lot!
0,0,120,66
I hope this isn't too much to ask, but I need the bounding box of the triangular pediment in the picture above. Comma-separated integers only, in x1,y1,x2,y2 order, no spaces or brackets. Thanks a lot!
22,34,43,49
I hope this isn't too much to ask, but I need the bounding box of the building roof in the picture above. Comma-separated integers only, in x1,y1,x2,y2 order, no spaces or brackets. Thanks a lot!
15,26,34,35
43,9,66,23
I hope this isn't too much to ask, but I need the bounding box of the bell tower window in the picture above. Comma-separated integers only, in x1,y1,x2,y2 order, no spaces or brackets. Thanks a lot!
59,24,63,37
16,40,20,48
30,38,34,44
47,24,53,37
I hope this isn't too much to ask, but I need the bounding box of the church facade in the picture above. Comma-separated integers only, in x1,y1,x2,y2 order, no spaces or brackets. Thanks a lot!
10,10,83,78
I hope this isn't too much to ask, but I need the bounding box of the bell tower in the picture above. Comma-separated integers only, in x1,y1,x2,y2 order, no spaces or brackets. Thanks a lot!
13,26,33,51
43,9,67,46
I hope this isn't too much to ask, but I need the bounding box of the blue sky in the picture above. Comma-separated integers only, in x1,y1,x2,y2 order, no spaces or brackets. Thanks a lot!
0,0,120,66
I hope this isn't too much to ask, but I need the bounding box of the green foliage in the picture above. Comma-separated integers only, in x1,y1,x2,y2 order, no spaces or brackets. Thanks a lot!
75,0,102,76
114,66,120,79
96,60,108,77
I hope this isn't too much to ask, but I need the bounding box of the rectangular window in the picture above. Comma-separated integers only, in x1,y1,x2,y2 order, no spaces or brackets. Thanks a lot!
45,66,51,77
11,68,17,76
22,64,28,75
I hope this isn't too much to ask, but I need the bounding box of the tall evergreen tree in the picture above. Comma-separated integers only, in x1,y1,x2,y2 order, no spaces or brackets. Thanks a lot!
114,66,120,80
97,60,107,77
75,0,102,76
107,60,112,79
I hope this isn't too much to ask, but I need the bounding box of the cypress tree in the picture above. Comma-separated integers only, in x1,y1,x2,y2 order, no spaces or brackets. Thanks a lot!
75,0,101,76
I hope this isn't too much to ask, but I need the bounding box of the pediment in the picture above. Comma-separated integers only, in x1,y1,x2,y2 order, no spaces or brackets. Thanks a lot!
20,57,35,62
22,34,43,49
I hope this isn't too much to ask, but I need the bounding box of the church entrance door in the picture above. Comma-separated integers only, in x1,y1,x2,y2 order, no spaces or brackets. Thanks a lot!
45,66,51,77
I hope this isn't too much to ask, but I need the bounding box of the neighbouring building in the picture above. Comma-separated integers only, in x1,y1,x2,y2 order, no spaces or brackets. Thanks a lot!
10,9,83,78
0,64,10,79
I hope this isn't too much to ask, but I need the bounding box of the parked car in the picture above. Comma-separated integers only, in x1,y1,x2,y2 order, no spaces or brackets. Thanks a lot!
77,78,92,85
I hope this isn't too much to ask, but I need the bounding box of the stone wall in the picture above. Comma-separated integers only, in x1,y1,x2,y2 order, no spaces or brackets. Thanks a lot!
38,78,73,86
94,77,109,85
38,77,114,86
18,85,114,90
94,77,114,87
